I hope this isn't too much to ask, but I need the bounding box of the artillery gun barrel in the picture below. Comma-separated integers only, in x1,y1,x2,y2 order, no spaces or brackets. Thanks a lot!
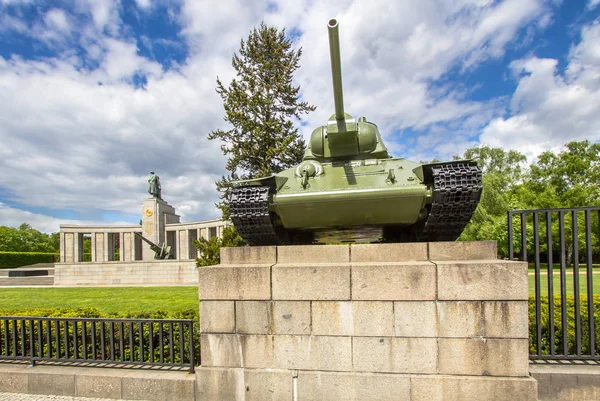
327,18,345,121
134,231,160,252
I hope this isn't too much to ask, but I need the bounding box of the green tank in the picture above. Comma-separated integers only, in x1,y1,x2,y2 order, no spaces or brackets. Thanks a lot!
230,18,482,245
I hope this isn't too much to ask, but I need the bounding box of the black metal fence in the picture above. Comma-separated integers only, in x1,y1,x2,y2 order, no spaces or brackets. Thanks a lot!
0,316,195,372
508,206,600,361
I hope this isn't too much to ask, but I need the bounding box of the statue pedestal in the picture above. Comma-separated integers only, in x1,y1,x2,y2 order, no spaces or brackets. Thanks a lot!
141,198,180,260
196,241,537,400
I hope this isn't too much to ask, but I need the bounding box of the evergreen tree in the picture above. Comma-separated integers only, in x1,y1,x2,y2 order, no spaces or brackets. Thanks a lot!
209,22,316,217
193,226,246,266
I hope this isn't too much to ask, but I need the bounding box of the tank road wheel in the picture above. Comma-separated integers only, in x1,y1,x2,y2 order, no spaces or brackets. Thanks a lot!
229,186,281,246
419,161,483,242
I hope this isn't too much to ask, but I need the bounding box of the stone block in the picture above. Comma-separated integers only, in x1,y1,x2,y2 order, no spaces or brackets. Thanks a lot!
236,301,271,334
437,301,482,338
437,260,528,301
352,337,437,374
200,334,274,368
272,264,350,300
438,338,530,377
198,265,271,300
200,301,235,333
273,335,352,371
350,243,428,262
312,301,393,336
220,246,276,265
352,262,436,300
277,244,349,263
530,364,600,401
0,371,27,393
121,371,195,401
297,371,410,401
75,374,122,399
271,301,311,335
482,301,529,339
429,240,497,261
195,367,292,401
28,372,75,396
394,301,437,337
411,375,538,401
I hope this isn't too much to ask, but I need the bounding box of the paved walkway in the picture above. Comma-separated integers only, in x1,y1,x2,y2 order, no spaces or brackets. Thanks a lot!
0,394,146,401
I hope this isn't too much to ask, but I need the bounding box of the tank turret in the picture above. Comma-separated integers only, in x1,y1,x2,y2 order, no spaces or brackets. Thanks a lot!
304,19,390,161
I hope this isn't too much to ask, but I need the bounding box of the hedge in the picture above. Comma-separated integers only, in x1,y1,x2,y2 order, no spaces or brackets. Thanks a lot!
0,308,200,365
529,295,600,356
3,298,600,360
0,252,58,269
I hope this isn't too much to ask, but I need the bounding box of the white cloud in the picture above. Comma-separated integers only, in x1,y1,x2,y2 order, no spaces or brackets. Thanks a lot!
135,0,152,10
99,38,163,81
0,0,570,230
589,0,600,9
0,13,28,34
0,0,33,4
480,19,600,160
0,203,82,233
44,9,70,33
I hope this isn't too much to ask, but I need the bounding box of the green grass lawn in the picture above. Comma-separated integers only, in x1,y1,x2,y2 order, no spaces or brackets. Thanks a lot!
0,286,198,315
528,263,600,270
528,271,600,296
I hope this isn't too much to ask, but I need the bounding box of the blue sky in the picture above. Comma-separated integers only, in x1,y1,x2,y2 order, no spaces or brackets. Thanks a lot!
0,0,599,232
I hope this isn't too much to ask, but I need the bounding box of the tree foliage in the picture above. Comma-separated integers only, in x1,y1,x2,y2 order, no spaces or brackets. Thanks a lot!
209,22,316,217
193,226,246,267
459,140,600,260
0,223,59,253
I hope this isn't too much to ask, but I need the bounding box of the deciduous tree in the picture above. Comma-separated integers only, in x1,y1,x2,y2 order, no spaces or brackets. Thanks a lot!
0,224,58,252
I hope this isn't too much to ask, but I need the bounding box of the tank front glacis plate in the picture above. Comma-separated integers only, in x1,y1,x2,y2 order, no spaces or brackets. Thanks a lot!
272,158,429,229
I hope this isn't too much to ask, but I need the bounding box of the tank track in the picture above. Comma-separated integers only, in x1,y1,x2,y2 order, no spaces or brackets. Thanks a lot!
419,161,482,242
230,186,281,246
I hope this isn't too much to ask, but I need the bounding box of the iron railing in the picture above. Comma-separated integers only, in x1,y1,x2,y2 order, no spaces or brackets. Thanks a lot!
0,316,195,372
508,206,600,361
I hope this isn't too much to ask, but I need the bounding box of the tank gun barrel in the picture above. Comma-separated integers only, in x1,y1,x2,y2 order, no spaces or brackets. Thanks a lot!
328,18,345,121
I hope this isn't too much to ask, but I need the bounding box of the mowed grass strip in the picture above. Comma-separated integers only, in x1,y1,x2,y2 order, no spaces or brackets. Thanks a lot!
0,287,198,315
528,272,600,296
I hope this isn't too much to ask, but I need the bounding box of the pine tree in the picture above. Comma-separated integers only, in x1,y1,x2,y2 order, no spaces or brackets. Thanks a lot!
209,22,316,217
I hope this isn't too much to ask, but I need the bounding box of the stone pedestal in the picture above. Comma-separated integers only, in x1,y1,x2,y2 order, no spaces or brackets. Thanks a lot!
141,198,180,260
196,241,537,401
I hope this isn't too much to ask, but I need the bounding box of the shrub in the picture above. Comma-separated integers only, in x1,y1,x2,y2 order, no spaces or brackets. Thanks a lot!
529,295,600,356
0,308,200,366
0,252,57,269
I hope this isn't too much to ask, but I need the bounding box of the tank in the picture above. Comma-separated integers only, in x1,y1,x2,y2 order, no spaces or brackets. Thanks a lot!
229,18,482,245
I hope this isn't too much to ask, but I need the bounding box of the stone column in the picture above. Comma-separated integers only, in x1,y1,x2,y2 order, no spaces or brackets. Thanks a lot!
119,232,124,261
95,233,104,263
59,232,65,263
103,232,110,262
64,233,74,263
73,233,79,263
179,230,188,260
123,232,132,261
90,232,97,262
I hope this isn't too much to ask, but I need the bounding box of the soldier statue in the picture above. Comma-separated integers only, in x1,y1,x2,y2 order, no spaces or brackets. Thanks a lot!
148,171,162,200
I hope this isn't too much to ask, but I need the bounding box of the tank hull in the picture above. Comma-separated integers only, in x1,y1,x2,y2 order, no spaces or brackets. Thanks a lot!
272,158,428,229
230,159,482,245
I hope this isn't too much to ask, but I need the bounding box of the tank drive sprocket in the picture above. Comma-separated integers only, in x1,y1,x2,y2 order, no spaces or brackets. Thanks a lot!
230,186,280,246
420,161,482,242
